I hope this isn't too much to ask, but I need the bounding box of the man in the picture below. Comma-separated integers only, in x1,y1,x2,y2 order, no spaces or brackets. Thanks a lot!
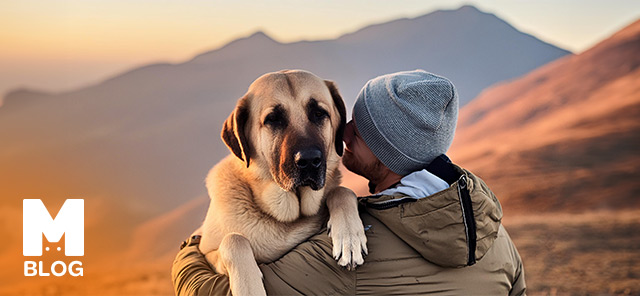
172,70,526,295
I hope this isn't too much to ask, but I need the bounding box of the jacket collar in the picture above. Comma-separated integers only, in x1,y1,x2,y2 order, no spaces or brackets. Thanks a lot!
368,154,458,194
359,162,504,268
424,154,460,184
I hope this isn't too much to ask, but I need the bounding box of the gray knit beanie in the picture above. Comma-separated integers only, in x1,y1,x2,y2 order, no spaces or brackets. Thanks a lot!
353,70,459,176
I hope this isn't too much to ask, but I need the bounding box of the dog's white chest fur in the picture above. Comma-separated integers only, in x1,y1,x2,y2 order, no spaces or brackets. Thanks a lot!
256,182,326,223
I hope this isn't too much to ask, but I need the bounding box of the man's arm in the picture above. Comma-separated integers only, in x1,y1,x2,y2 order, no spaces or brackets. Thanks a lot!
171,231,355,296
509,244,527,296
171,235,231,296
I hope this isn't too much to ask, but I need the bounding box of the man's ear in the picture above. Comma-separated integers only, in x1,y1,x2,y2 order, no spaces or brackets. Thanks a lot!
221,96,251,167
325,80,346,156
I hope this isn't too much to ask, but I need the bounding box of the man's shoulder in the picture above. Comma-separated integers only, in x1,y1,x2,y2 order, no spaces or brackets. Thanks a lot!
359,211,423,262
493,225,523,265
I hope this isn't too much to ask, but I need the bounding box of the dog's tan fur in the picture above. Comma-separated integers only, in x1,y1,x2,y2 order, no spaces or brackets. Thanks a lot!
199,70,367,295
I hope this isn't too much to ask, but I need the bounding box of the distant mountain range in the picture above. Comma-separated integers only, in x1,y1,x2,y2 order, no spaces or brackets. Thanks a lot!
0,5,569,221
4,5,570,109
449,19,640,212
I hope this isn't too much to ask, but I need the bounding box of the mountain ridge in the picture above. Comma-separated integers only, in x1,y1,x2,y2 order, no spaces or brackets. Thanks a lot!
2,5,570,107
449,19,640,212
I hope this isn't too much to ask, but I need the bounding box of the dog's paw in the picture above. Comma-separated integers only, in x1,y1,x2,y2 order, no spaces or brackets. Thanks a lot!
327,214,368,271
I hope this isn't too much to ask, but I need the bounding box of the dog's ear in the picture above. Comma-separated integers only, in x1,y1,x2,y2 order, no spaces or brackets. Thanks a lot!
325,80,346,156
221,96,251,167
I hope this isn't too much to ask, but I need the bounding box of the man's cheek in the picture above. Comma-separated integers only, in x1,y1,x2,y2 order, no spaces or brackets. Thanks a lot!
341,151,355,169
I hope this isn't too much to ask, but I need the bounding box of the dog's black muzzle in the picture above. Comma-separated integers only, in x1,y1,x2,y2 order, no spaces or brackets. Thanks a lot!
294,147,326,190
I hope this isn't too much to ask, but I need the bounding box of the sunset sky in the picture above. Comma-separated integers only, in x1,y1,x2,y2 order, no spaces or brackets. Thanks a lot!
1,0,639,98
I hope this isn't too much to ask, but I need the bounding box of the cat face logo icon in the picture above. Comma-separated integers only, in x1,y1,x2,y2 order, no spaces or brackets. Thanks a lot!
23,199,84,256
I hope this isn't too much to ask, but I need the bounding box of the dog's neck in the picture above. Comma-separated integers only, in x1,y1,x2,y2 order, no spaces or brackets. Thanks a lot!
249,178,325,223
241,158,336,223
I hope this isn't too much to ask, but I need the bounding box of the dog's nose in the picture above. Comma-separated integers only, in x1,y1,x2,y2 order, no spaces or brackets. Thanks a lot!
295,149,322,169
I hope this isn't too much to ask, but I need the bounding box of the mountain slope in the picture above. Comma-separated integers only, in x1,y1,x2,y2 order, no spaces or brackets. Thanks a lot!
450,19,640,212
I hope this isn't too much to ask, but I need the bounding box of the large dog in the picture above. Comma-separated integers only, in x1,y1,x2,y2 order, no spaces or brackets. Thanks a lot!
199,70,367,295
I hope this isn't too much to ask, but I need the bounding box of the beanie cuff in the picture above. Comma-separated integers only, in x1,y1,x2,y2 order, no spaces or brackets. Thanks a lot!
353,90,427,176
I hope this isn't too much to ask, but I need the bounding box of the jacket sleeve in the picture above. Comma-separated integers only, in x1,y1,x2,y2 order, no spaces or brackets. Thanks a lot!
171,231,354,296
171,243,231,296
509,245,527,296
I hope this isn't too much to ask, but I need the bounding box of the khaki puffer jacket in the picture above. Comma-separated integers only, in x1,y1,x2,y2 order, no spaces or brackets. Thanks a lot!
172,164,526,295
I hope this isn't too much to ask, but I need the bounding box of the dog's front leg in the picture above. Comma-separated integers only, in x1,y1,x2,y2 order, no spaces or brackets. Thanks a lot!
326,186,368,270
215,232,266,296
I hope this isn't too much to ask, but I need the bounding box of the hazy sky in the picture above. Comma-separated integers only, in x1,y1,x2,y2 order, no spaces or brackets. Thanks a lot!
1,0,639,98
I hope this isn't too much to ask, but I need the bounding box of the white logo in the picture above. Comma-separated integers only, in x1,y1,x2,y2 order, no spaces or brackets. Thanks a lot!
23,199,84,277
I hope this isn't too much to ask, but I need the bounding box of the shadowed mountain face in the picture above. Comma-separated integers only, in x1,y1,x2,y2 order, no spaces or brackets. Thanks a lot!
0,5,569,222
449,19,640,213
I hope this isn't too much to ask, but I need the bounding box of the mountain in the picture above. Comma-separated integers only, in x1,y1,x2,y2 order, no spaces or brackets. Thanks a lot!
449,19,640,213
0,6,569,226
185,5,569,107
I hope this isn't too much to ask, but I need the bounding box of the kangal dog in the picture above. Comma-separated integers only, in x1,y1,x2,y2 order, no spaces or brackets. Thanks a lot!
198,70,367,295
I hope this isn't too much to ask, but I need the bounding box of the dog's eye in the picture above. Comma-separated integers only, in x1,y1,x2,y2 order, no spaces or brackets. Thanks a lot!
313,109,328,120
264,113,285,127
306,99,329,124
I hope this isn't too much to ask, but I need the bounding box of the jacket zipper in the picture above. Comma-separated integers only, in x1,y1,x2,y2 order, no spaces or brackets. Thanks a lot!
457,174,477,265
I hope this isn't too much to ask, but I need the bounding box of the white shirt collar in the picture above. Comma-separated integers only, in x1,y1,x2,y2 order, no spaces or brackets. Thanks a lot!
377,169,449,199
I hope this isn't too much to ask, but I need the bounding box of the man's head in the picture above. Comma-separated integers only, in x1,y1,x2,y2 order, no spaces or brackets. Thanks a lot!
342,70,459,183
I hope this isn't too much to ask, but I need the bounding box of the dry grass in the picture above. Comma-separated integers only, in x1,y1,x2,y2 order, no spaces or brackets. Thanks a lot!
504,210,640,295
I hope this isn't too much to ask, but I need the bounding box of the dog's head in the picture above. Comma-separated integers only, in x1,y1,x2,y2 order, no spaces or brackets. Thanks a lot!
222,70,346,193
